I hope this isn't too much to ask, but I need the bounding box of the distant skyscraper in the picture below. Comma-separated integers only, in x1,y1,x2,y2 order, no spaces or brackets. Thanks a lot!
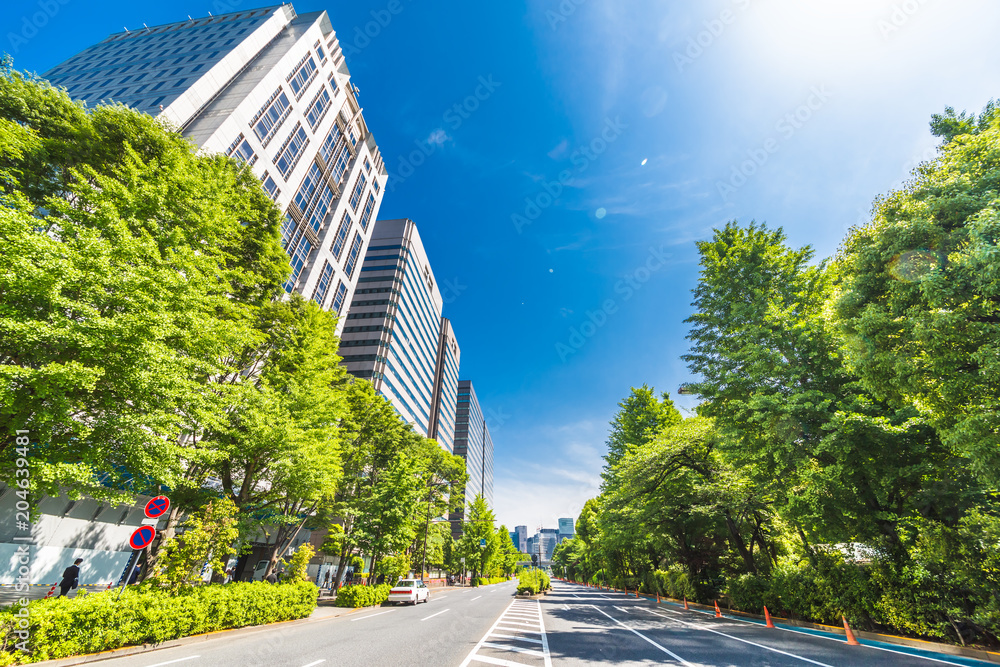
339,218,459,447
558,518,575,541
450,381,494,537
42,5,387,333
514,525,528,553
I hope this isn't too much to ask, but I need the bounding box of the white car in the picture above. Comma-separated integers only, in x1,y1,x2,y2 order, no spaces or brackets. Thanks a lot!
388,579,430,605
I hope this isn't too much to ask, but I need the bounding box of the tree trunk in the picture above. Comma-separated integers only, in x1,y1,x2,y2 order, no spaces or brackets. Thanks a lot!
724,512,758,575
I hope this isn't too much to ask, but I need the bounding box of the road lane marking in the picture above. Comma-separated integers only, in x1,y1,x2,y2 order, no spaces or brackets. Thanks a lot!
472,595,482,600
350,609,397,622
146,658,200,667
421,608,450,621
490,633,543,644
614,606,631,614
496,625,542,634
435,596,448,600
482,642,545,657
468,656,529,667
300,661,325,667
591,606,694,666
648,610,833,666
563,604,570,611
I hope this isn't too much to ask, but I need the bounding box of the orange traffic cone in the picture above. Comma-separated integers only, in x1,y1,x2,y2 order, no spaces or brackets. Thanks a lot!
635,589,640,598
684,597,690,610
656,592,661,603
714,600,723,618
42,584,57,599
764,606,775,628
842,616,860,646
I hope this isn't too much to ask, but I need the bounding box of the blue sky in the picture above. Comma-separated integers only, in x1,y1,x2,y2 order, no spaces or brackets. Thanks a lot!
6,0,1000,531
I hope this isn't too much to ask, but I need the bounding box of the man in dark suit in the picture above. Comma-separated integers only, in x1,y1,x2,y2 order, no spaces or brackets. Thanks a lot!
57,558,83,597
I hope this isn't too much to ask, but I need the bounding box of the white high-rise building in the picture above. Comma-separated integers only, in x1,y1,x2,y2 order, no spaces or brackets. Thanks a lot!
43,5,387,331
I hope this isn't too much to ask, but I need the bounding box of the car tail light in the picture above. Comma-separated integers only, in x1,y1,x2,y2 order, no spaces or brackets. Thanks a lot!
390,588,411,594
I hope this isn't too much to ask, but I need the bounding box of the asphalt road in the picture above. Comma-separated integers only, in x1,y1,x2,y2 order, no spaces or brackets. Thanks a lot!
68,579,995,667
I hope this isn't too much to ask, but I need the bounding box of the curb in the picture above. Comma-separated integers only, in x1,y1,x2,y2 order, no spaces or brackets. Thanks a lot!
561,583,1000,666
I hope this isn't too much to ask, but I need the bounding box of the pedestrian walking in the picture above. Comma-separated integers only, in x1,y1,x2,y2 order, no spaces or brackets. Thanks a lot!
56,558,83,597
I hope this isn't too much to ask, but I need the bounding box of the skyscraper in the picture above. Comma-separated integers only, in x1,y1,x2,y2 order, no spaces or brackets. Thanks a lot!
558,518,575,543
450,380,494,537
42,5,387,332
514,525,528,553
339,218,459,447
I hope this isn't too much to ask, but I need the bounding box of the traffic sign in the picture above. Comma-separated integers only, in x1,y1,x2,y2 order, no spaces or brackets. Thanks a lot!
144,495,170,519
480,538,486,547
129,525,156,550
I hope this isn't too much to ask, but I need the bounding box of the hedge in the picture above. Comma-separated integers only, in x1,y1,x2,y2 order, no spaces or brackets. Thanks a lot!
516,570,550,595
473,576,507,587
0,581,317,665
333,583,391,608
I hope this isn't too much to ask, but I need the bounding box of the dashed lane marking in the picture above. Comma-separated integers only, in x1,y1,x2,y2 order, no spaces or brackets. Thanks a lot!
349,609,397,622
145,657,200,667
591,606,694,666
648,610,832,667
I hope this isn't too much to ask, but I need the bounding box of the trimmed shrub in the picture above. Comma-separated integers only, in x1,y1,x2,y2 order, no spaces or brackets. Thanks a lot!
333,583,391,608
473,577,507,587
0,581,317,665
516,570,551,595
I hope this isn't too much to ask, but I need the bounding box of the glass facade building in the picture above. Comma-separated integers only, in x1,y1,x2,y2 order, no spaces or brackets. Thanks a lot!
42,5,387,333
450,380,494,537
340,219,460,447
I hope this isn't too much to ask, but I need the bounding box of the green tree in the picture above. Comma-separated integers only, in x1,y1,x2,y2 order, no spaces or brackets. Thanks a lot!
837,103,1000,484
602,385,681,476
0,70,287,508
155,497,240,591
458,495,498,580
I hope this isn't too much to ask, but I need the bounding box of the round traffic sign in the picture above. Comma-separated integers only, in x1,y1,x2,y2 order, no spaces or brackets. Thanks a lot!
129,525,156,550
144,496,170,519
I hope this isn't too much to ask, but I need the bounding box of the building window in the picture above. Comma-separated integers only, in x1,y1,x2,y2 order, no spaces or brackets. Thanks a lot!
293,163,322,212
349,173,366,210
283,227,313,292
373,177,381,194
251,88,291,146
304,87,332,129
286,54,317,99
331,281,347,314
227,133,257,166
344,232,363,279
279,214,296,248
261,172,280,200
314,40,327,64
312,261,333,306
364,157,371,173
331,210,352,259
274,123,309,178
359,192,375,231
304,185,334,234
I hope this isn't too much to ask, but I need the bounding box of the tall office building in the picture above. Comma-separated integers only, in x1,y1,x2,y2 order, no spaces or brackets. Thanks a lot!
450,380,494,537
514,525,528,553
558,518,575,543
339,219,460,448
42,5,387,332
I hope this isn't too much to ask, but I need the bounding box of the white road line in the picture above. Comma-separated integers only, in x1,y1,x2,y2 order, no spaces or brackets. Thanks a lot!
421,608,450,622
614,606,631,614
145,658,200,667
300,661,325,667
563,604,571,611
350,609,396,622
497,620,541,627
434,595,448,600
472,595,483,600
591,606,694,666
468,656,529,667
490,633,543,644
647,610,833,666
481,642,545,657
665,610,972,667
496,625,542,634
460,600,520,667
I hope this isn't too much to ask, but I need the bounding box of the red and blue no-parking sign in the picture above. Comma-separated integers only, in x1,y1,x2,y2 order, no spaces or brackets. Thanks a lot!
144,495,170,519
129,525,156,550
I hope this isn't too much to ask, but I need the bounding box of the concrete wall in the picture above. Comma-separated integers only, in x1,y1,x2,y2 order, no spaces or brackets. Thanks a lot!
0,484,163,585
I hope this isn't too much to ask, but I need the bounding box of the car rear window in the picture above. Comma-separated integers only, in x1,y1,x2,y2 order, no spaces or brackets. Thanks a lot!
396,580,416,587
